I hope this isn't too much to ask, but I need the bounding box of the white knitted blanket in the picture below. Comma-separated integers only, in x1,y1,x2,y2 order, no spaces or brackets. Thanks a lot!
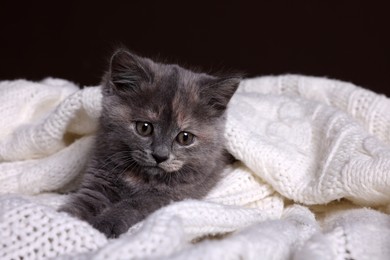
1,76,390,259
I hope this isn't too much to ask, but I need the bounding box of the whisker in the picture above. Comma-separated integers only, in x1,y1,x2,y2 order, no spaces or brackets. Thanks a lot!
116,159,138,182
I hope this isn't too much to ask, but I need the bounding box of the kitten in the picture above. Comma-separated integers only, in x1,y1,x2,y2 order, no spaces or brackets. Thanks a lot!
60,49,240,238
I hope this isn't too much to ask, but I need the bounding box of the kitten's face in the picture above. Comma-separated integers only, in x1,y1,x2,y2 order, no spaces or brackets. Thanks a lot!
100,50,239,177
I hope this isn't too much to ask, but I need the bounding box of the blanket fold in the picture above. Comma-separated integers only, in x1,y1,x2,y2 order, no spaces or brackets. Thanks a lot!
1,75,390,259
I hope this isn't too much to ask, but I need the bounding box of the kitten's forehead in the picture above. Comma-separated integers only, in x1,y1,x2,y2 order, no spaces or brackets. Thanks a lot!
148,64,206,126
107,61,212,129
153,64,202,92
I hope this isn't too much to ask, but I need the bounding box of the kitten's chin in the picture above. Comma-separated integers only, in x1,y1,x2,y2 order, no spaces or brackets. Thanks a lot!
144,166,166,176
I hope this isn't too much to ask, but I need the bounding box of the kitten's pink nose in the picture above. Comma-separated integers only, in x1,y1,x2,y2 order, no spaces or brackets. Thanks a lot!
152,153,169,164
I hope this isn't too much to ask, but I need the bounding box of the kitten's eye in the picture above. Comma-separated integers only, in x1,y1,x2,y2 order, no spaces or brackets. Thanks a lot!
176,132,194,146
136,121,153,136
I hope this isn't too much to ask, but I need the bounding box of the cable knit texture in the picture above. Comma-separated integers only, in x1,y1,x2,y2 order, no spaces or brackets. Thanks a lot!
1,75,390,259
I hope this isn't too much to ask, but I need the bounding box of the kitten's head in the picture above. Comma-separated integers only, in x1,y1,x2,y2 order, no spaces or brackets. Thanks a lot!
100,49,240,178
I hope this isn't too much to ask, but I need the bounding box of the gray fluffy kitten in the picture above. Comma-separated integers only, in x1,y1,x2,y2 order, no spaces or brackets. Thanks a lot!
60,49,240,238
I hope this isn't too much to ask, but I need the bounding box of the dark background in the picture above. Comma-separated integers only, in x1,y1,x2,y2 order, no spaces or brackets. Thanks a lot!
1,1,389,94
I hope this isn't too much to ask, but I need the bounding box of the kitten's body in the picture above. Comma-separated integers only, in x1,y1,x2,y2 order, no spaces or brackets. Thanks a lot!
60,50,239,238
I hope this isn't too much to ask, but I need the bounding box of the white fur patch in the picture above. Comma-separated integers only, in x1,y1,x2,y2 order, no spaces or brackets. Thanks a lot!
159,158,184,172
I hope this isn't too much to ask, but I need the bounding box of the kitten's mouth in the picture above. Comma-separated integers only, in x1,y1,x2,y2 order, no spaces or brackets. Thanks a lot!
132,156,183,174
158,161,184,173
142,165,174,175
140,163,183,175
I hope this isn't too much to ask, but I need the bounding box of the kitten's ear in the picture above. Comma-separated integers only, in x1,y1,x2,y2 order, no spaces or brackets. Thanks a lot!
106,49,152,93
201,76,241,116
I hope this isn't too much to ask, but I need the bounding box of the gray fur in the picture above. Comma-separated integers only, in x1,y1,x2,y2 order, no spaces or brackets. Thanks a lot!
59,49,240,238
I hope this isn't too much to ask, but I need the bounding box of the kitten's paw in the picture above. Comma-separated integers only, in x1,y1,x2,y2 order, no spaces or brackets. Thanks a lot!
92,217,129,238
